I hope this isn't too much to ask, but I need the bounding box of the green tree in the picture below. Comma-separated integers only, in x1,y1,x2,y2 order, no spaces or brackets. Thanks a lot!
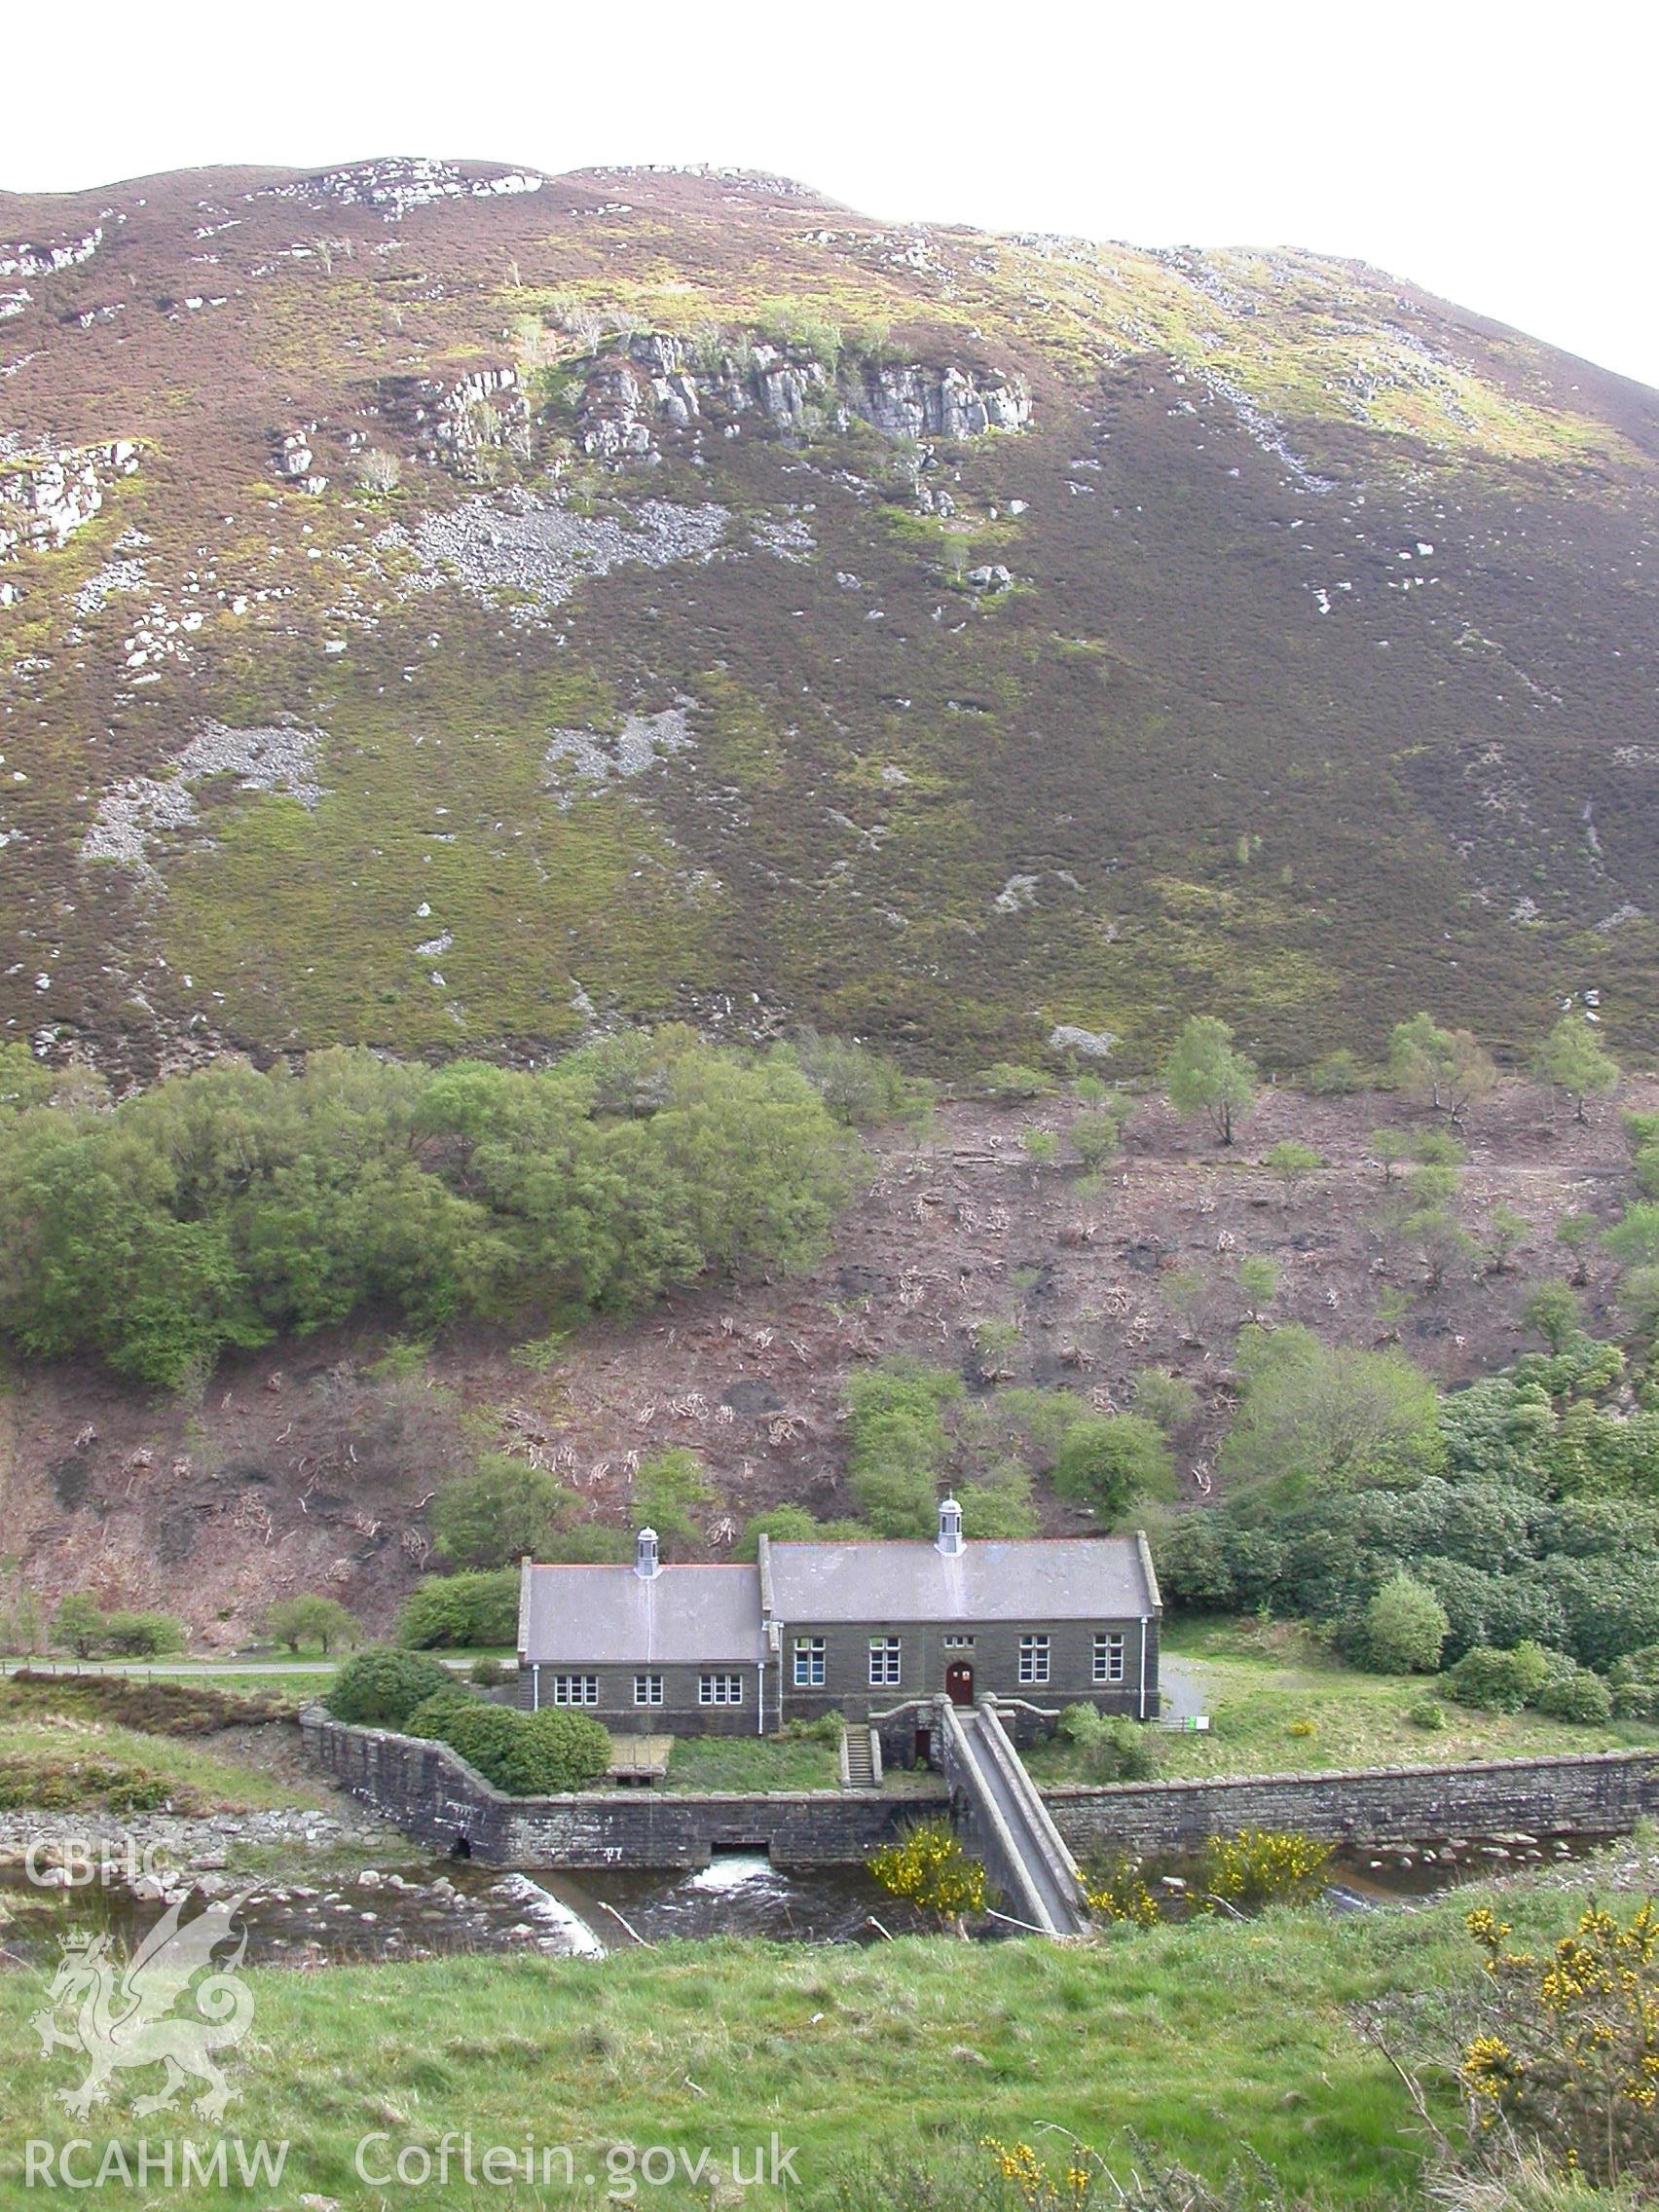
263,1594,360,1654
1370,1129,1416,1187
1482,1202,1528,1275
977,1063,1053,1104
1308,1049,1364,1095
957,1474,1041,1537
1405,1206,1478,1291
102,1610,187,1657
634,1448,716,1546
789,1030,931,1127
1219,1327,1446,1493
1071,1111,1122,1170
50,1593,105,1658
1534,1014,1618,1122
1602,1203,1659,1270
1161,1268,1210,1345
1360,1573,1449,1675
1021,1127,1059,1175
1522,1281,1584,1355
1388,1014,1495,1124
325,1646,455,1728
396,1569,519,1649
1130,1369,1199,1436
735,1506,820,1559
1236,1254,1279,1322
845,1359,960,1536
1262,1140,1320,1206
431,1456,575,1570
1163,1017,1256,1146
1052,1414,1173,1517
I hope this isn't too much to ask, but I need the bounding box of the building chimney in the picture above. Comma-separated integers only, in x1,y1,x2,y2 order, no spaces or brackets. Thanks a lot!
635,1527,660,1579
936,1496,964,1557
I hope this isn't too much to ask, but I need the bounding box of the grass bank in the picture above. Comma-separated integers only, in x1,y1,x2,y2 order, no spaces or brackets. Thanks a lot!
0,1870,1614,2209
1027,1619,1659,1788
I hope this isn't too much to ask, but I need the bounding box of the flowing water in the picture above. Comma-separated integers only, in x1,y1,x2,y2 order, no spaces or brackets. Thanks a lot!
0,1831,1614,1969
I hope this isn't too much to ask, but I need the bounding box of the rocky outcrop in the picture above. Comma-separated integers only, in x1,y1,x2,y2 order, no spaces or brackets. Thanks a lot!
273,426,325,493
260,160,543,221
0,227,102,280
846,361,1031,440
368,366,528,472
571,332,1030,460
0,440,139,564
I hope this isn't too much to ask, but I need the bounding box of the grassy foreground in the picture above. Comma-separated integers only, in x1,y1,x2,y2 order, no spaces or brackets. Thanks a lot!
0,1873,1609,2210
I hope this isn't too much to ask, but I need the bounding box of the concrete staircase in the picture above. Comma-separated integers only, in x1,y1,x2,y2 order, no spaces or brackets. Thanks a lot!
839,1722,878,1789
937,1698,1090,1937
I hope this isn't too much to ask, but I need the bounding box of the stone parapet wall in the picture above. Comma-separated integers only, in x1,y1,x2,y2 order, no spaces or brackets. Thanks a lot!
1045,1750,1659,1857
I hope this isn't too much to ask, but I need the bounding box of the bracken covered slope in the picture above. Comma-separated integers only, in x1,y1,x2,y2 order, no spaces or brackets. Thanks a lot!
2,156,1657,1078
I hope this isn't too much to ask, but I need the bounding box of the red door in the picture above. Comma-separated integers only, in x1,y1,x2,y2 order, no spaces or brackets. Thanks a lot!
945,1661,975,1706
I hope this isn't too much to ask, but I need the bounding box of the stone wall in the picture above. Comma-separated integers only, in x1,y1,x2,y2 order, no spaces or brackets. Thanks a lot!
1046,1750,1659,1858
301,1708,918,1868
303,1709,1659,1871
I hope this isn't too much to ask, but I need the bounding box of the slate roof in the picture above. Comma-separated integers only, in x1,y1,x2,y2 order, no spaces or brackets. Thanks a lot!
519,1562,763,1667
760,1534,1159,1625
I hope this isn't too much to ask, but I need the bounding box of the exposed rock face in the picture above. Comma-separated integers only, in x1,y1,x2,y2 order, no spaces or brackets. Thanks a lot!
0,441,139,564
571,333,1030,459
846,361,1031,439
259,159,544,221
369,366,528,470
0,227,103,279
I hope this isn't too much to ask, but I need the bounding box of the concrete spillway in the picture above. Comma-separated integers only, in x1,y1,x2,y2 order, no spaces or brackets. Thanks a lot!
937,1698,1090,1937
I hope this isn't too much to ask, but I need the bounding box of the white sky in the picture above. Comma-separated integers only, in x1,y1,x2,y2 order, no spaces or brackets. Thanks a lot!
8,0,1658,390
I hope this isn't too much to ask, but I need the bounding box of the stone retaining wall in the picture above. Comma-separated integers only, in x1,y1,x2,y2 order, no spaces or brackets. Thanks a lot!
302,1709,1659,1870
1046,1750,1659,1857
301,1709,917,1868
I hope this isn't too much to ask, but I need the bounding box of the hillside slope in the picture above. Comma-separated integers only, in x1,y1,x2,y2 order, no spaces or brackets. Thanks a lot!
3,1076,1646,1641
2,156,1657,1078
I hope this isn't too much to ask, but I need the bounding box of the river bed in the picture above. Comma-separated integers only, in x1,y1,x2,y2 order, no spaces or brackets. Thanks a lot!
0,1830,1613,1969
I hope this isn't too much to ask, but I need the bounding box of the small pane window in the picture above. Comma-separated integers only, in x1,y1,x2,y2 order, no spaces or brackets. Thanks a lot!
868,1637,903,1687
793,1638,826,1688
634,1673,664,1706
699,1673,744,1706
1017,1635,1051,1686
1093,1633,1126,1685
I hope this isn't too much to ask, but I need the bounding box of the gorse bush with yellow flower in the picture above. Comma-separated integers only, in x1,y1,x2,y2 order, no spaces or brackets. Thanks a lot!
1458,1898,1659,2187
1201,1827,1332,1912
867,1818,989,1923
1085,1853,1163,1927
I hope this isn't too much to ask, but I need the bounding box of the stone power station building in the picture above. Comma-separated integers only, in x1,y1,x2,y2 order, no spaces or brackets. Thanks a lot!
517,1501,1162,1736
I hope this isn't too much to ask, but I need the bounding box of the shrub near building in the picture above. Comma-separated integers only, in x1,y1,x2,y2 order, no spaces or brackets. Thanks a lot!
404,1691,608,1794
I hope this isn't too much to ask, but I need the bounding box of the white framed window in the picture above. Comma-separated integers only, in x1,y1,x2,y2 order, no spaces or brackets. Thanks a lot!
793,1638,826,1688
549,1674,599,1707
634,1673,664,1706
699,1673,744,1706
1017,1635,1051,1686
868,1636,903,1687
941,1634,975,1650
1093,1632,1126,1685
